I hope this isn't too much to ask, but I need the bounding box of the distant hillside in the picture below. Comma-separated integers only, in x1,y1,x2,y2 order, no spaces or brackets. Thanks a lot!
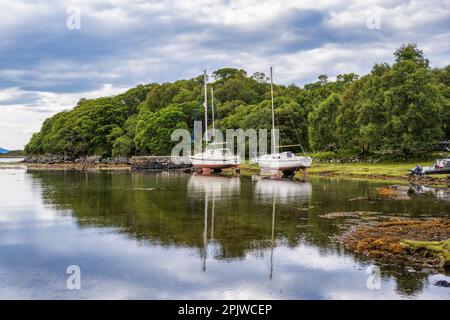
3,150,25,157
0,147,10,154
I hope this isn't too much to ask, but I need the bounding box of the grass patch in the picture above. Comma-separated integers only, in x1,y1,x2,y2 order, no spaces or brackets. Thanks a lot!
305,161,450,186
401,239,450,267
307,161,427,178
230,160,448,185
343,218,450,270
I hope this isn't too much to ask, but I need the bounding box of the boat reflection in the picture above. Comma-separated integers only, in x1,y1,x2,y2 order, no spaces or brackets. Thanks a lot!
379,184,450,201
253,176,312,204
187,174,241,199
409,184,450,201
187,174,241,271
253,176,312,279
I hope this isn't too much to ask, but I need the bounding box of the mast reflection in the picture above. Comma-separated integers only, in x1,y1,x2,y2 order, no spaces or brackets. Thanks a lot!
188,174,241,271
253,176,312,279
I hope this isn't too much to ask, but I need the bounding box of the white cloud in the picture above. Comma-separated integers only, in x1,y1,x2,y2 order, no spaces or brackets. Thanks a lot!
0,84,128,149
0,0,449,149
325,0,450,32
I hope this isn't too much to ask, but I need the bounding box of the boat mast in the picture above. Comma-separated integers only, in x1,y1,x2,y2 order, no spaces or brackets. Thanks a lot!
270,67,275,153
211,87,215,131
204,70,208,142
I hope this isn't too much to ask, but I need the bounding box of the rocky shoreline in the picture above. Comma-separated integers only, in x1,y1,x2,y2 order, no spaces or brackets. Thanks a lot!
24,155,192,171
342,218,450,272
18,156,450,186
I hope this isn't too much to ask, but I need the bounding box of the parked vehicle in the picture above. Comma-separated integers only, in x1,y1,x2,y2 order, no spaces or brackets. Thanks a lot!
411,158,450,175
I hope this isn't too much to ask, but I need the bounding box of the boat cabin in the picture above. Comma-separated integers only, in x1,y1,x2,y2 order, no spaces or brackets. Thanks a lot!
205,143,233,156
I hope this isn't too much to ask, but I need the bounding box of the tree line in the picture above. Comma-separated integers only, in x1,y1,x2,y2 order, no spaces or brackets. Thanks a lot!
25,44,450,158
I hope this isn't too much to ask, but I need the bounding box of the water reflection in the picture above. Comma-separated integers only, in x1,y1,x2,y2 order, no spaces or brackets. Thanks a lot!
252,177,312,279
187,175,241,271
378,184,450,202
188,174,241,198
253,176,312,204
0,157,24,163
0,169,448,299
409,184,450,201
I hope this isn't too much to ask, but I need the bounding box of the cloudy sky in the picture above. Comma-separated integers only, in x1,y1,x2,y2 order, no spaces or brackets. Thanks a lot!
0,0,449,150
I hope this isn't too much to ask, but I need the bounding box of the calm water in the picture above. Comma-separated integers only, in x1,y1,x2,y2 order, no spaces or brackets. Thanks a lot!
0,168,449,299
0,157,24,163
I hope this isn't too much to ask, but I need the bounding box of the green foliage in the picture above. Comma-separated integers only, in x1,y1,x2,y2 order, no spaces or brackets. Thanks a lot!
336,44,445,155
251,72,268,83
25,85,151,157
401,239,450,265
112,135,133,157
212,68,247,81
213,75,265,105
25,44,449,159
142,80,199,112
134,105,189,155
110,115,138,157
394,43,429,67
218,96,308,152
433,65,450,140
308,93,340,151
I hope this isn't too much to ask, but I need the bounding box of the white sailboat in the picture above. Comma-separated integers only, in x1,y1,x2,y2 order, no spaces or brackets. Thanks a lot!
252,67,312,176
190,71,240,174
